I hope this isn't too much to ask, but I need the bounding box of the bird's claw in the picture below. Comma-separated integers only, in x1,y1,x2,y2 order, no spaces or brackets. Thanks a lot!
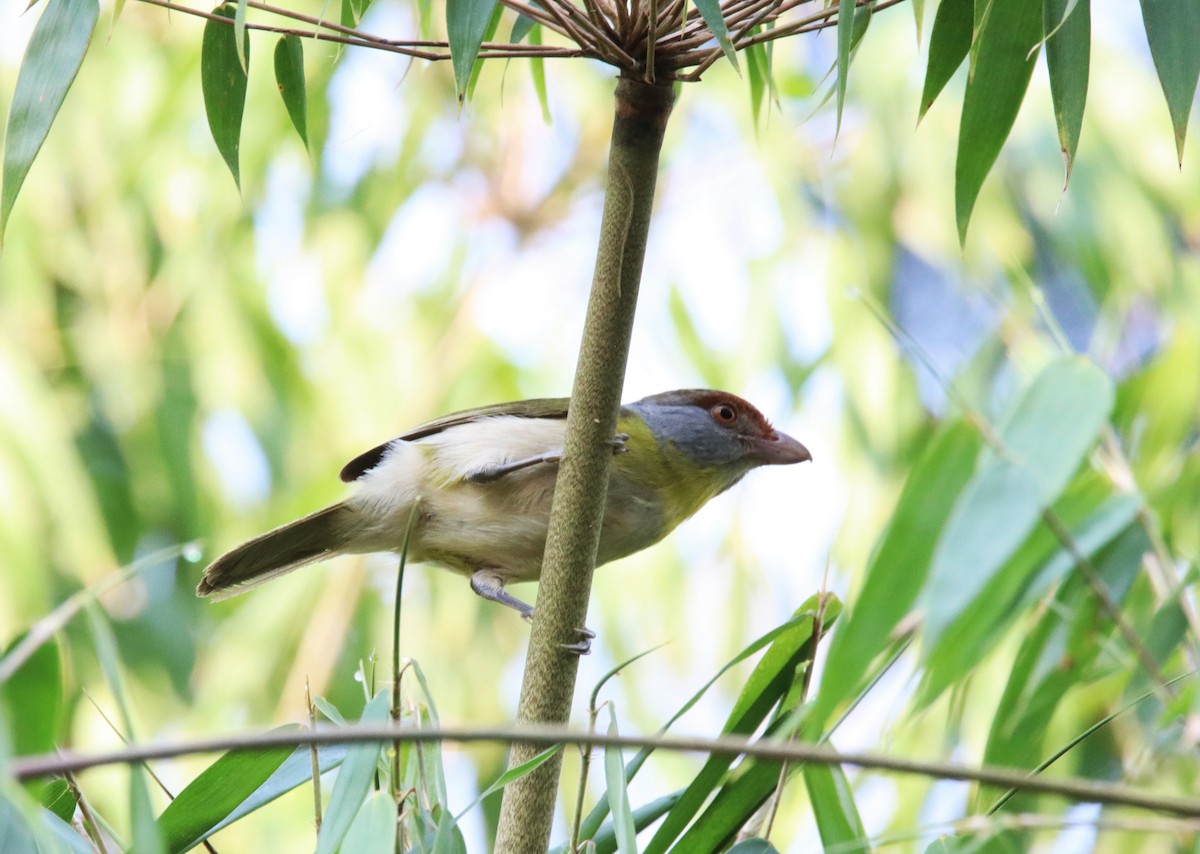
611,434,629,454
560,626,596,656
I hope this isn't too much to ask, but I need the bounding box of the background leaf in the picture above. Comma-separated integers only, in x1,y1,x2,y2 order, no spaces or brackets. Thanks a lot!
201,4,250,188
446,0,499,101
1139,0,1200,163
1044,0,1089,184
157,726,299,852
922,357,1114,649
954,0,1042,241
314,689,391,854
273,35,308,149
0,0,98,243
919,0,971,118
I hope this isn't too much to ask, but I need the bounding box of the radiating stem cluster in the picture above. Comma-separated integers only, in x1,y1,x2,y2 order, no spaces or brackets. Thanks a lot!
134,0,906,81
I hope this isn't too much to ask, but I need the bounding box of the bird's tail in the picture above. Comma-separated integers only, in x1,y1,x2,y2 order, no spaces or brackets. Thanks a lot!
197,502,355,600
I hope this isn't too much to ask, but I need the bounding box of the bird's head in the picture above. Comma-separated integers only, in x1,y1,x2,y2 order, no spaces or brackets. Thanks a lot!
620,390,811,516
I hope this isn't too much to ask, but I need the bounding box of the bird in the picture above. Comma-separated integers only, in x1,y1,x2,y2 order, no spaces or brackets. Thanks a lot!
197,389,811,639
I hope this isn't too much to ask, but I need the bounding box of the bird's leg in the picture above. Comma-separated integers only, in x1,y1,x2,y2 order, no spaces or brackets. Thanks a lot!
468,569,596,655
466,451,563,484
464,434,629,484
469,569,535,619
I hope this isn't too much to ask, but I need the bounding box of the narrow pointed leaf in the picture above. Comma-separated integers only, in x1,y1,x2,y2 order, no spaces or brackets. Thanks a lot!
466,2,503,100
273,36,308,149
643,602,827,854
813,420,982,731
315,689,391,854
0,0,98,244
576,610,825,844
1139,0,1200,163
341,791,396,854
803,764,868,854
954,0,1042,241
835,0,855,133
1044,0,1089,185
693,0,738,71
163,744,348,851
604,714,637,854
156,725,299,851
201,4,250,189
529,28,551,124
447,0,499,101
922,358,1114,649
234,0,248,71
919,0,971,119
727,841,781,854
747,40,767,127
511,14,535,44
0,637,61,759
563,792,682,854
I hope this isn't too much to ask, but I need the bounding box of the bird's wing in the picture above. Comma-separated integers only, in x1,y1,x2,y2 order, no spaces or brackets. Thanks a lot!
339,397,571,482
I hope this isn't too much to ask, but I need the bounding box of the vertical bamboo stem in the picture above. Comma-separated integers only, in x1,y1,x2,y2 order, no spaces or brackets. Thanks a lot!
493,75,675,853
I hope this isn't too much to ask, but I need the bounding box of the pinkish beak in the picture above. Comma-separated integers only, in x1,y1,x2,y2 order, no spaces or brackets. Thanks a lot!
743,430,812,466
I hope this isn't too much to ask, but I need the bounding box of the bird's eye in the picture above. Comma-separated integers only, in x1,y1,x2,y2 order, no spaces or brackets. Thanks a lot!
712,404,737,424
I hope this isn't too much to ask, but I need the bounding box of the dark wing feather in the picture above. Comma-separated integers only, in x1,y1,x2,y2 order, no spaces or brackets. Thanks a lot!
339,397,572,482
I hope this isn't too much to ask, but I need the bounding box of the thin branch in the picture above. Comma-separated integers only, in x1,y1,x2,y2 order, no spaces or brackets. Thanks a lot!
16,723,1200,819
742,0,907,47
1041,509,1178,700
497,0,577,37
134,0,588,60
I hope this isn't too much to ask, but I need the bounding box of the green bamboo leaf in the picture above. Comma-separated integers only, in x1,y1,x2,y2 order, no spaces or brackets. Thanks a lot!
511,11,535,43
1139,0,1200,163
273,36,308,149
40,780,73,823
1044,0,1089,185
315,689,391,854
466,2,504,100
456,745,561,822
954,0,1042,241
202,4,250,189
644,601,827,854
918,0,971,119
341,791,396,854
746,39,768,128
727,841,780,854
835,0,855,134
802,764,868,854
604,712,637,854
575,609,823,845
0,0,98,245
920,487,1140,708
922,358,1114,649
447,0,499,101
85,604,164,854
234,0,248,71
575,791,683,854
529,28,551,124
0,636,61,760
983,526,1147,786
813,420,982,731
667,712,799,851
693,0,738,71
912,0,925,45
164,744,348,851
157,726,298,852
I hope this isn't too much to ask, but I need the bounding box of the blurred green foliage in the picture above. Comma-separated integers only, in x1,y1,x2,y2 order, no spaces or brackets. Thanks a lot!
1,0,1199,850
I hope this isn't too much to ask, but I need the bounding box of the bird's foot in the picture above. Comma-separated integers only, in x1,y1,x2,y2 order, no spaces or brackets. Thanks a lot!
611,433,629,454
560,626,596,656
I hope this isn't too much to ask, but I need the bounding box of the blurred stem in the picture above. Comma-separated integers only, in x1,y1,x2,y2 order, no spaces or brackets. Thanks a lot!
306,679,322,836
493,75,675,853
